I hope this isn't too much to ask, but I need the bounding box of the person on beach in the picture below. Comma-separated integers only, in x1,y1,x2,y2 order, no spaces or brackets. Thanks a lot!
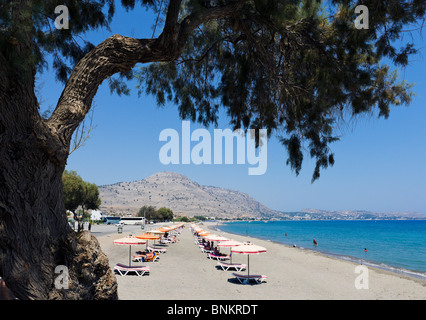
204,241,212,251
213,247,226,257
313,239,318,245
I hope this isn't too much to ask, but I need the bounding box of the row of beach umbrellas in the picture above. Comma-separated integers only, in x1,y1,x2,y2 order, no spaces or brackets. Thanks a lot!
114,223,185,266
191,224,267,280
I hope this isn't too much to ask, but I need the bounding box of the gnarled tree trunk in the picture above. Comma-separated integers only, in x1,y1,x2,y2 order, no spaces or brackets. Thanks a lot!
0,68,118,299
0,0,246,299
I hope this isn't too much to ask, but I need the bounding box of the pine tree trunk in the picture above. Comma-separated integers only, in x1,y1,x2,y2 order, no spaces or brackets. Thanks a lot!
0,1,245,299
0,125,118,300
0,60,117,299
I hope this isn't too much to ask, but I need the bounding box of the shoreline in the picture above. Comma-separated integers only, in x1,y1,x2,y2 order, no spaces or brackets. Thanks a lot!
210,221,426,282
204,221,426,288
96,222,426,300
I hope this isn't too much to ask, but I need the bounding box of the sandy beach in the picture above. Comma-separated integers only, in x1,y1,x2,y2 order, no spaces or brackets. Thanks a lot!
95,222,426,300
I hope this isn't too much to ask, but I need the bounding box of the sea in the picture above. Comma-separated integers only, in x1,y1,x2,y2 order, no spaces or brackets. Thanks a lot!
215,220,426,280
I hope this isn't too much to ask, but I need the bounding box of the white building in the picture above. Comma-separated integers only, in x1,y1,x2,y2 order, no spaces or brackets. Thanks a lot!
90,209,104,221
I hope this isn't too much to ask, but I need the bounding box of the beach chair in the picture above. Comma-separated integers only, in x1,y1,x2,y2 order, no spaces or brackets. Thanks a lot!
132,255,145,262
114,263,150,276
207,253,230,261
217,261,247,271
146,252,159,262
132,252,159,262
232,273,267,284
147,245,167,254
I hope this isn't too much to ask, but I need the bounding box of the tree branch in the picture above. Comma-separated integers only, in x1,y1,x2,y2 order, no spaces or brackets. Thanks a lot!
48,36,159,148
177,1,248,49
47,0,248,156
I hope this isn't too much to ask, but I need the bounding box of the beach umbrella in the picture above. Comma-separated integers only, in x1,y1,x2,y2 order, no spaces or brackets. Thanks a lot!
231,242,267,281
217,240,243,263
149,229,166,235
136,233,160,249
136,233,160,240
158,226,173,237
199,231,211,237
114,237,146,266
204,235,229,256
205,235,229,242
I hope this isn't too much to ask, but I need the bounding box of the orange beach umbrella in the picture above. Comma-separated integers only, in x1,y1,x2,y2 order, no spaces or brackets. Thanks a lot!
149,229,166,235
136,233,160,249
136,233,160,240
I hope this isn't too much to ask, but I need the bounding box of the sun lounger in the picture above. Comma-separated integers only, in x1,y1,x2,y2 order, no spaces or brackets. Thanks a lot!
217,262,247,271
201,248,213,253
114,263,150,276
207,253,230,261
147,245,167,254
132,255,145,262
146,252,159,262
232,273,267,284
132,252,159,262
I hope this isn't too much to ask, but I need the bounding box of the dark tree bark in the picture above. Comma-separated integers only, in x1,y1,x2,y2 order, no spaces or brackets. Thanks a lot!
0,0,246,299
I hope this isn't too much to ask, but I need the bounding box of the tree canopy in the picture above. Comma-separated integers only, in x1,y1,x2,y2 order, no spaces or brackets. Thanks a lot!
137,205,174,221
136,0,422,181
62,170,101,218
1,0,423,180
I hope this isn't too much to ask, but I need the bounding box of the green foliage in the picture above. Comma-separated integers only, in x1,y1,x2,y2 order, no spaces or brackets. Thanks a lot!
62,170,85,213
156,207,174,221
62,170,101,216
0,0,159,84
174,216,191,222
137,205,157,219
137,0,422,181
84,182,102,211
137,205,174,221
2,0,424,181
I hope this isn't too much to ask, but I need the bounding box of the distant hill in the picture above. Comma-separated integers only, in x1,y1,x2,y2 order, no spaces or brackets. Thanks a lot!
282,208,426,220
98,172,425,220
98,172,285,219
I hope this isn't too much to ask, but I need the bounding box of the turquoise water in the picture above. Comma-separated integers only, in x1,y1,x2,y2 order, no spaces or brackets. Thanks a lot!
217,220,426,280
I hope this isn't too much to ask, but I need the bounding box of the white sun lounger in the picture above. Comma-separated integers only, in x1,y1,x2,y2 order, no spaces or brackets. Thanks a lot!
217,262,247,271
232,273,267,284
114,263,150,276
207,253,230,261
147,245,167,253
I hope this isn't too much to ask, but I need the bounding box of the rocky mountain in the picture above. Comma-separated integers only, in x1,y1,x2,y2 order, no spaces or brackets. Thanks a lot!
98,172,285,219
98,172,425,220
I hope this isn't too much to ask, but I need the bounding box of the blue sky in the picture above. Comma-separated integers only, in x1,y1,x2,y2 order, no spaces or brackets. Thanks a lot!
37,5,426,214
